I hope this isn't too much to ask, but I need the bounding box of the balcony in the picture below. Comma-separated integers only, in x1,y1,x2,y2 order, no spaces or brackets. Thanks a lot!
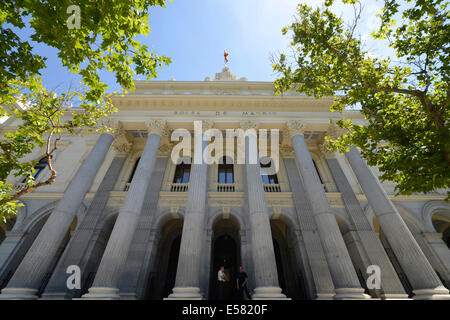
170,183,189,192
264,183,281,192
216,183,235,192
12,183,27,192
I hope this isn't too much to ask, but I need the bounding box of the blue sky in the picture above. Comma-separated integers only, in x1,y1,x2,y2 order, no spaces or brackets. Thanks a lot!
17,0,385,93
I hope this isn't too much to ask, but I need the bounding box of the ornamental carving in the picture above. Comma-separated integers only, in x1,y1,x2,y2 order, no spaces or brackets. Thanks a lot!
209,199,243,208
214,67,237,80
318,140,335,158
280,144,295,156
326,122,346,140
239,120,259,130
285,120,307,138
146,120,168,136
112,124,132,155
158,142,175,156
202,119,215,130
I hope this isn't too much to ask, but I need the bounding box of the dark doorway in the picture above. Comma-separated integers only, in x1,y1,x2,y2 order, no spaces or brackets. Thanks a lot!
210,235,238,300
270,220,307,299
161,235,181,298
208,217,242,300
147,218,183,299
273,238,287,295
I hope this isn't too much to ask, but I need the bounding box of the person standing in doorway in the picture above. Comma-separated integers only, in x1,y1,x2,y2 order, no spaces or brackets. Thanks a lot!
217,266,226,300
236,266,251,300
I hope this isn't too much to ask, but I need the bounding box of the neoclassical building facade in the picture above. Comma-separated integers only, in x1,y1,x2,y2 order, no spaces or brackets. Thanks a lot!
0,68,449,300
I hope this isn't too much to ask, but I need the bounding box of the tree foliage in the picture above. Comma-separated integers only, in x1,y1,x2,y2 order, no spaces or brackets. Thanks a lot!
0,0,171,221
273,0,449,197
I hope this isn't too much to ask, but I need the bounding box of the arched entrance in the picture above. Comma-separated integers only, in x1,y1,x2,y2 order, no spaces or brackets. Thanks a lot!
79,213,118,297
0,216,16,245
270,219,307,299
0,214,48,290
0,212,77,296
432,212,450,249
334,214,371,296
147,217,183,299
209,217,241,300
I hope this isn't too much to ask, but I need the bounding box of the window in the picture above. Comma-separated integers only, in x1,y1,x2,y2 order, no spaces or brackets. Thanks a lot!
22,156,49,182
173,162,191,183
33,157,49,179
218,156,234,184
312,160,323,184
128,157,140,183
261,160,279,185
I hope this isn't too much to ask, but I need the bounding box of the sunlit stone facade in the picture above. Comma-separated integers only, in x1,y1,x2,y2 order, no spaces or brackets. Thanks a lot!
0,68,449,300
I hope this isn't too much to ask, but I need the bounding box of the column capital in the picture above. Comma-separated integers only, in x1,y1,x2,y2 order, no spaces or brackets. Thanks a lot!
201,120,215,130
318,140,337,159
285,120,307,138
145,120,168,136
326,121,347,140
319,122,347,158
97,118,118,132
112,126,132,156
240,120,259,130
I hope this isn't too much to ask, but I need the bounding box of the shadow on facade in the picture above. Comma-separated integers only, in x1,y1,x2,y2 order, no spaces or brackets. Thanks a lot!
146,218,183,300
270,219,307,300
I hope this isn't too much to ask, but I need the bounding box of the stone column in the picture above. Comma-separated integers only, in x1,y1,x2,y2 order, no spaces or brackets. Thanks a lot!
420,233,450,285
345,145,450,300
241,121,286,299
82,120,166,299
286,121,369,299
0,232,26,275
283,157,336,299
118,156,168,299
41,134,129,299
167,120,213,299
0,133,114,300
320,141,408,299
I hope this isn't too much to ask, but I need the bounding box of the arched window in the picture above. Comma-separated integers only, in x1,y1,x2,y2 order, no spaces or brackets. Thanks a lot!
173,161,191,183
218,156,234,184
128,157,140,183
432,214,450,250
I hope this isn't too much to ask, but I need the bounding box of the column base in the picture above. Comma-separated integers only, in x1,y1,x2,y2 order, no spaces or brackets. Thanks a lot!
251,287,290,300
413,287,450,300
81,287,120,300
381,293,410,300
119,293,138,300
40,292,71,300
314,293,335,300
333,288,371,300
0,288,39,300
165,287,203,300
